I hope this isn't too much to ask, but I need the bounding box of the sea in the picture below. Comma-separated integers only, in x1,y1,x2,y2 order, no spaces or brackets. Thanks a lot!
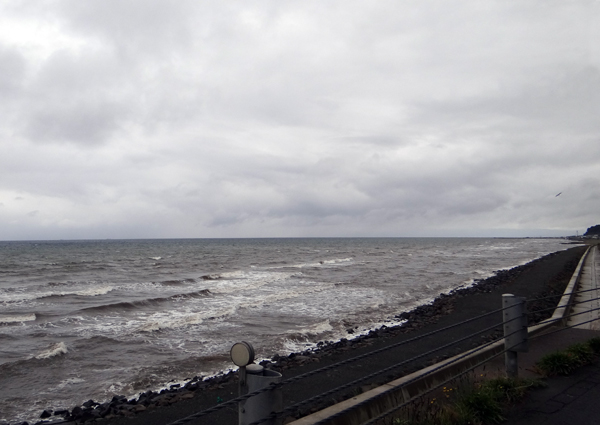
0,237,575,423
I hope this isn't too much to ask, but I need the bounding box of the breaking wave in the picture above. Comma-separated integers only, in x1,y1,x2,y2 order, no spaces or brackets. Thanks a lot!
136,305,236,332
36,342,68,359
0,314,36,324
0,286,114,303
80,289,212,314
159,278,197,286
270,257,355,269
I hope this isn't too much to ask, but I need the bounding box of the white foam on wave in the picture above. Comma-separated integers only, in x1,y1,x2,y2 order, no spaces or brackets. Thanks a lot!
133,277,334,335
132,277,332,334
73,286,114,297
0,289,42,303
323,257,353,265
0,313,36,324
282,339,317,353
66,299,233,337
39,285,115,299
281,320,336,352
136,305,237,333
210,270,246,279
36,341,68,359
209,270,295,294
348,317,408,340
149,257,162,260
0,285,114,303
51,377,86,390
264,257,354,270
459,268,497,288
299,319,334,336
236,282,335,310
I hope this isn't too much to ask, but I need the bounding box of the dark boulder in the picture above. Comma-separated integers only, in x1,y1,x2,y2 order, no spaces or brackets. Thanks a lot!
82,399,99,408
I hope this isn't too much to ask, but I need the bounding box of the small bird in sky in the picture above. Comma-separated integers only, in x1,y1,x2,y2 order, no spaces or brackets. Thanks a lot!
555,192,562,197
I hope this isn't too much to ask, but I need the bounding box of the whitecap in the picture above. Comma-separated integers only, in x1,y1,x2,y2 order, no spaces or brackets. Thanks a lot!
280,257,354,268
73,286,114,296
0,313,36,324
298,319,334,336
0,285,113,303
136,307,233,333
51,377,86,390
36,342,68,359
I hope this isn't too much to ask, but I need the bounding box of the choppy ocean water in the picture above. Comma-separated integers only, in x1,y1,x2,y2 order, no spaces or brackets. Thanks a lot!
0,237,573,422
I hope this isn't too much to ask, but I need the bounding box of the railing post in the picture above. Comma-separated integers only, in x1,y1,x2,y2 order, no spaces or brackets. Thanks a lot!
240,364,282,425
503,294,528,378
231,342,283,425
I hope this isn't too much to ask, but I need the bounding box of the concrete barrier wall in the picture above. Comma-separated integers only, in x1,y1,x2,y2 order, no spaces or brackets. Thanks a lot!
289,246,591,425
533,245,592,331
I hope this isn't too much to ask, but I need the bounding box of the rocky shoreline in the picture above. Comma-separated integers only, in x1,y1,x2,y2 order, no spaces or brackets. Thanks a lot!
8,245,587,425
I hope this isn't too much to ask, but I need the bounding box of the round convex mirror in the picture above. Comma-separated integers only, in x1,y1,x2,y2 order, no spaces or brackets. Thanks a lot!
230,341,255,367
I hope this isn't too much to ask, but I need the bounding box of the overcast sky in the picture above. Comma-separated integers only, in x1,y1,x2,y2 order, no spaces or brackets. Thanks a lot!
1,1,599,240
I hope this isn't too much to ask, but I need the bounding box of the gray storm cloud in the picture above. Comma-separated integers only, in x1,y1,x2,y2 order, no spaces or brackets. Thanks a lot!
0,0,599,240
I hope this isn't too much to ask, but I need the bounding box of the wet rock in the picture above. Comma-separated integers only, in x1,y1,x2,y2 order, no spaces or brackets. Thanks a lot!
152,393,175,406
71,405,83,417
132,404,147,412
184,381,200,391
111,395,127,405
39,409,52,418
81,407,102,421
82,399,99,408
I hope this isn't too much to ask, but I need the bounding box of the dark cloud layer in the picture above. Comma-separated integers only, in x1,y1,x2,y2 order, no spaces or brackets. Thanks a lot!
0,1,599,240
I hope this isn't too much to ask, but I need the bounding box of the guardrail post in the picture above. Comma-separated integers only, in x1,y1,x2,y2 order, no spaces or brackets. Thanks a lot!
503,294,528,378
231,342,283,425
240,364,283,425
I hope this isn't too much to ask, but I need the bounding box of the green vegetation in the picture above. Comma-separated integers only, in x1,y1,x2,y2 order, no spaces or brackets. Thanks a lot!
587,336,600,352
536,338,600,376
536,351,579,375
391,376,543,425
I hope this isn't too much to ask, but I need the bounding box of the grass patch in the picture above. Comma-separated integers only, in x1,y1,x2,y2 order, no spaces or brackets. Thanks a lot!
536,351,580,375
566,342,595,364
482,377,544,403
454,387,504,424
536,338,599,376
587,337,600,353
390,376,543,425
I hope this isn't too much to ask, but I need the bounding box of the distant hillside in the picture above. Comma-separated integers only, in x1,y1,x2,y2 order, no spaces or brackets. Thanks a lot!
584,225,600,236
